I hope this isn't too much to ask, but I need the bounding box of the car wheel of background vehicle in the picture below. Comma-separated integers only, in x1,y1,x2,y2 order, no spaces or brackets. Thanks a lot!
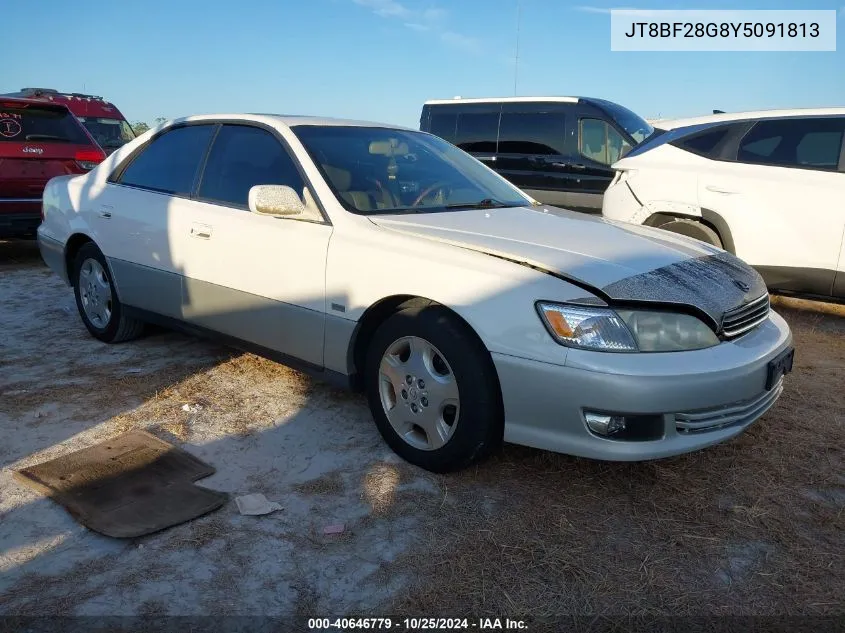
659,219,723,248
365,305,503,473
73,243,144,343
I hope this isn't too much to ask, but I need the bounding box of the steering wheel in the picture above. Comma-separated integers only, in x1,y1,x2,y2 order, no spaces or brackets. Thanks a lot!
365,177,398,208
411,181,451,207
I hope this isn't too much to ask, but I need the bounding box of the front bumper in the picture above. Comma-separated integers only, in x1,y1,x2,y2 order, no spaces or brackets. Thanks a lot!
601,180,644,223
494,310,793,460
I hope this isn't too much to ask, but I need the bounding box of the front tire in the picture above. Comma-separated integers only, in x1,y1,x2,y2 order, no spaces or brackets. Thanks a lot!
365,305,503,473
73,242,144,343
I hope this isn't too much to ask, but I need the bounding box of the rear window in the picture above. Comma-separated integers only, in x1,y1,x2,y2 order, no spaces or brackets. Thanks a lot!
675,127,730,157
0,105,91,145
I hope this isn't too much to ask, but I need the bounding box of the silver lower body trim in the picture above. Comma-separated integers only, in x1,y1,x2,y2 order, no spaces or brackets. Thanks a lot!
675,379,784,434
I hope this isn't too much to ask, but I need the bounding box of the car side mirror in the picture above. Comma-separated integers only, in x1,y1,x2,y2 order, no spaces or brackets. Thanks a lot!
248,185,305,217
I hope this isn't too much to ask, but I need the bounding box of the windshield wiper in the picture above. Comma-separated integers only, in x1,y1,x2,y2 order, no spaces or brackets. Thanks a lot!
444,198,511,210
363,198,516,216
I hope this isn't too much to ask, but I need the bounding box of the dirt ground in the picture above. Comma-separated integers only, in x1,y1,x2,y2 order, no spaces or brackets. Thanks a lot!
1,239,843,621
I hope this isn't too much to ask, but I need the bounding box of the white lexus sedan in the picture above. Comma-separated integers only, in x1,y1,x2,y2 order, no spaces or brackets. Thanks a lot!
38,114,794,472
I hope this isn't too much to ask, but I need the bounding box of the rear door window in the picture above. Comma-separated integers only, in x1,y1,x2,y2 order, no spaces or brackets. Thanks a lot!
579,118,626,165
737,117,845,170
0,105,91,145
116,124,215,195
454,111,500,153
497,112,566,155
197,124,305,208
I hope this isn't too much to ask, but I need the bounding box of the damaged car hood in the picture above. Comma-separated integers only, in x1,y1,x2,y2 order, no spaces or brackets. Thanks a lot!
369,206,767,329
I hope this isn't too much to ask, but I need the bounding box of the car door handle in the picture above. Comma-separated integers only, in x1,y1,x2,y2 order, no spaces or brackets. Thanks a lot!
570,163,587,170
190,223,213,239
705,185,739,194
475,155,497,162
99,205,113,219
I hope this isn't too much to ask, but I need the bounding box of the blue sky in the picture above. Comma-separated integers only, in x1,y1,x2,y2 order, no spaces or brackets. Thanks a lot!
2,0,843,127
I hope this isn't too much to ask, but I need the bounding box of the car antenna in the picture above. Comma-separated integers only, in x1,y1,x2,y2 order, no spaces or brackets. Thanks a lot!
513,0,522,95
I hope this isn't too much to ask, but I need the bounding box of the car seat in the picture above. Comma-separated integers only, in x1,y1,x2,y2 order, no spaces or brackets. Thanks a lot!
321,164,395,211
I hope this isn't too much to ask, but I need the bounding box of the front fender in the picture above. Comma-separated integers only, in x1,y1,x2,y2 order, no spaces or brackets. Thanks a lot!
324,226,594,372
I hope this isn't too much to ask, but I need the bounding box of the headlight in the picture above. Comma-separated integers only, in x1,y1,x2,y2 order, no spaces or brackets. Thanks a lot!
537,303,719,352
616,309,719,352
537,303,638,352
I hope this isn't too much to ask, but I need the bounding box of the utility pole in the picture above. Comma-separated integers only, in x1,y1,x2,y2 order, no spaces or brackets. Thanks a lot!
513,0,522,95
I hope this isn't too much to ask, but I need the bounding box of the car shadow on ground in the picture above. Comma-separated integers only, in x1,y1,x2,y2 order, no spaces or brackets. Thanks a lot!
0,238,42,268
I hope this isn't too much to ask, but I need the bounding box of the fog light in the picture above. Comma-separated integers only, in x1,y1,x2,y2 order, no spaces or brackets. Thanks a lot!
585,412,627,436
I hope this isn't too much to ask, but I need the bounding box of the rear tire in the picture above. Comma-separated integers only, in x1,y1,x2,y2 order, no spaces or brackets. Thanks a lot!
659,219,723,248
365,305,503,473
73,243,144,343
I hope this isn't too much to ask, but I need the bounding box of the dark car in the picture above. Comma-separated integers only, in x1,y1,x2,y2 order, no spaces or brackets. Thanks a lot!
420,96,656,212
0,97,105,238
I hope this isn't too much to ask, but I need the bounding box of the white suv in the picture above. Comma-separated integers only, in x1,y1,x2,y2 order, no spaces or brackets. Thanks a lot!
602,109,845,302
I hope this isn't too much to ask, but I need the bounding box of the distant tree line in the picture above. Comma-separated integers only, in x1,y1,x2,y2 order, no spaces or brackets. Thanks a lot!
131,117,168,135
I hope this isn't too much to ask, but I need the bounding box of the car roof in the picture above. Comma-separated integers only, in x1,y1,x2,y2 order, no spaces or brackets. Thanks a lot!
165,113,418,131
424,96,580,105
2,89,126,119
657,107,845,130
1,95,72,111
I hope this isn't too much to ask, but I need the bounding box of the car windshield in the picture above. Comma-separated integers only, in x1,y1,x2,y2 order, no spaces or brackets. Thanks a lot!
77,117,135,150
595,100,655,144
291,125,531,215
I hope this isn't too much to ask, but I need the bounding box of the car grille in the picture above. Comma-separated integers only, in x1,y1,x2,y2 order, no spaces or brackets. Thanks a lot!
675,379,783,434
721,294,770,338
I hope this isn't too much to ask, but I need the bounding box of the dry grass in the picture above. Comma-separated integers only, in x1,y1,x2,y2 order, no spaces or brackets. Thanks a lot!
1,554,118,614
112,560,177,591
136,599,169,617
382,301,845,618
160,515,231,551
108,352,314,439
1,547,179,617
294,471,346,496
292,578,320,618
